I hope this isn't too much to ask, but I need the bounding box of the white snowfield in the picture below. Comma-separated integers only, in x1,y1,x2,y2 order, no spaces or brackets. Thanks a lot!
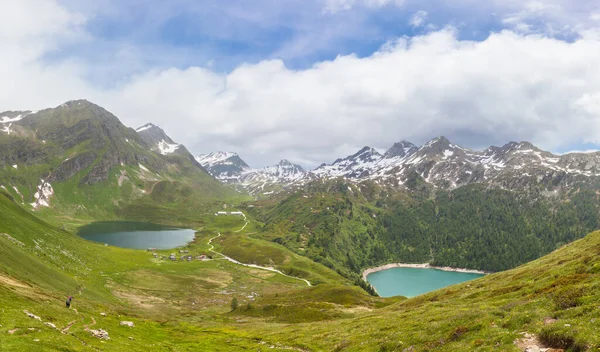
135,123,154,132
157,139,180,155
30,179,54,209
195,151,241,167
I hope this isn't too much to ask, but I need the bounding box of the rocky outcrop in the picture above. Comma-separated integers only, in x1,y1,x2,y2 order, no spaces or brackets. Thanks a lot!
89,329,110,340
119,321,134,327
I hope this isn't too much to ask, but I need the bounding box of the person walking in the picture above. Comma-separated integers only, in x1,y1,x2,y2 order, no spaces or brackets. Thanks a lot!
66,296,73,308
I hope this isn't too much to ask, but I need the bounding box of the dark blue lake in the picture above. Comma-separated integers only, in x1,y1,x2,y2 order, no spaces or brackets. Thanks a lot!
77,221,195,249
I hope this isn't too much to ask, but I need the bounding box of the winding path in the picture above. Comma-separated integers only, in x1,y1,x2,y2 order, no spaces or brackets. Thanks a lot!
207,214,311,286
233,213,249,233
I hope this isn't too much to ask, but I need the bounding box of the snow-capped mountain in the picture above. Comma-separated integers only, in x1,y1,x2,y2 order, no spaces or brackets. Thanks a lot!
201,136,600,195
238,160,310,195
194,152,310,194
195,152,250,182
313,147,382,178
383,141,418,159
261,159,306,180
135,123,182,156
361,137,600,191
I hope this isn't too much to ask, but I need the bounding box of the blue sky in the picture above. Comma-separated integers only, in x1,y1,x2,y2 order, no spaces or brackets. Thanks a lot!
2,0,600,166
54,0,583,79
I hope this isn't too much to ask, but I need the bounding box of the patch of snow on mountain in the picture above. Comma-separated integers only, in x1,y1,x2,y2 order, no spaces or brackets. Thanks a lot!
12,164,17,169
443,150,454,159
479,155,506,169
157,139,180,155
12,187,24,202
138,164,150,172
195,152,238,167
561,149,600,154
31,180,53,209
2,123,11,135
135,124,154,132
0,115,23,123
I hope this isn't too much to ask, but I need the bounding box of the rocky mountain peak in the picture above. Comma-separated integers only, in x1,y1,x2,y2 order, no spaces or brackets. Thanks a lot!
195,152,251,183
267,160,305,174
353,146,381,160
135,123,182,156
58,99,93,109
384,141,418,159
420,136,452,152
195,152,248,168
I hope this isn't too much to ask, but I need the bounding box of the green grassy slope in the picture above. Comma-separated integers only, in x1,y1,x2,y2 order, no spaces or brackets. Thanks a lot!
244,231,600,351
2,183,600,351
0,190,353,351
0,100,239,223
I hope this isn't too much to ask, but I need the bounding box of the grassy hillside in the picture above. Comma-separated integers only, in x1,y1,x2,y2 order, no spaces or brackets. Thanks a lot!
242,231,600,351
0,190,352,351
2,185,600,351
0,100,239,223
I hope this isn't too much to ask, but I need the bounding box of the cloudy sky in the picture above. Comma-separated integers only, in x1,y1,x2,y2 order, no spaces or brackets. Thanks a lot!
1,0,600,168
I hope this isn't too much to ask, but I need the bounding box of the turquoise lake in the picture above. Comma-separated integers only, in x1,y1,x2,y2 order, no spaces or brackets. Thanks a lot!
366,267,485,298
77,221,195,250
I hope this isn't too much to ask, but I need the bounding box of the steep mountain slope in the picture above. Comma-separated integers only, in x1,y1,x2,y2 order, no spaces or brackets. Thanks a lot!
0,100,235,220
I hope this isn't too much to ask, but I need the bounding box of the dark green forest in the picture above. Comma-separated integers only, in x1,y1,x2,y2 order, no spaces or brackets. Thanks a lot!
252,182,600,287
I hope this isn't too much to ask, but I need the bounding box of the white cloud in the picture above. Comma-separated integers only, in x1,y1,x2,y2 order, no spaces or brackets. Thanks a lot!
91,29,600,167
410,10,428,27
2,1,600,168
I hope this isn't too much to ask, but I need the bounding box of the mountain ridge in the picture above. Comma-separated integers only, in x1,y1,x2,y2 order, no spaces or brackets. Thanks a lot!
198,137,600,195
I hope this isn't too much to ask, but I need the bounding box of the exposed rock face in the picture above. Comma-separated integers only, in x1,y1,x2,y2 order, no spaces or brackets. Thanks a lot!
384,141,418,158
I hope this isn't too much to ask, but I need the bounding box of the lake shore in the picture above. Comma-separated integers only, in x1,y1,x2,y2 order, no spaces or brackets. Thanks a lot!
362,263,490,281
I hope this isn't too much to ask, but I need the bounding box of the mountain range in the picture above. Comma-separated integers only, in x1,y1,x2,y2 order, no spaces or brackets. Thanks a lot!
5,99,600,204
197,136,600,195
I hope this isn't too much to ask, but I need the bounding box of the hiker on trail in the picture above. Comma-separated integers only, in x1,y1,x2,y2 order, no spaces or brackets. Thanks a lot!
66,296,72,308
